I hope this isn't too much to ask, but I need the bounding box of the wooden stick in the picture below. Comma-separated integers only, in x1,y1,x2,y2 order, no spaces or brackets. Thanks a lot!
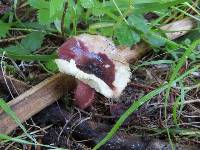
0,72,30,95
0,73,75,134
160,17,195,40
0,17,196,134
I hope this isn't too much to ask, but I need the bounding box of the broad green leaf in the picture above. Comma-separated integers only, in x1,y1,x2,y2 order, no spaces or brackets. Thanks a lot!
4,45,28,54
91,7,104,16
99,27,114,37
28,0,49,9
62,0,77,34
114,23,140,46
89,22,114,35
89,22,114,29
103,0,131,12
128,14,149,33
54,19,62,33
91,1,105,16
44,60,58,72
73,1,83,20
80,0,95,8
0,21,10,38
49,0,65,17
6,53,57,61
133,0,169,4
37,9,50,25
2,32,45,55
144,32,166,47
0,47,57,61
64,9,72,31
21,32,45,52
6,34,43,54
189,49,200,61
21,22,52,31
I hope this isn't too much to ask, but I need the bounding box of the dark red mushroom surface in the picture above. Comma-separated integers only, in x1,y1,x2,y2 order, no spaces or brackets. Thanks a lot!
58,37,115,89
55,34,131,109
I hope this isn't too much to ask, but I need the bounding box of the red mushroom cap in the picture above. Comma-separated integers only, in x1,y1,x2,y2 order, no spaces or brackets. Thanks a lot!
55,34,131,109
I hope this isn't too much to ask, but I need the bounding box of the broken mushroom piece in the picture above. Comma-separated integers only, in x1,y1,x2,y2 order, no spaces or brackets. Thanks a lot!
55,34,131,109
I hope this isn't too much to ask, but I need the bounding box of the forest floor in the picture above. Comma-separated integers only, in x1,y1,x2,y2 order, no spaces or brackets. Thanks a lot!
0,0,200,149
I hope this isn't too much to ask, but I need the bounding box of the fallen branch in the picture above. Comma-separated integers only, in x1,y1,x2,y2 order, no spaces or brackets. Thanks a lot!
160,17,195,40
0,73,75,134
0,71,30,96
0,17,196,134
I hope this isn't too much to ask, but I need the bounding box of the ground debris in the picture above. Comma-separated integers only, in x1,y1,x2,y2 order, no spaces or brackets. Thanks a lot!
33,104,200,150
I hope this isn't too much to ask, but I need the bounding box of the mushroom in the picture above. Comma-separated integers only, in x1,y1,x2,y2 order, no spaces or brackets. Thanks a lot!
55,34,131,109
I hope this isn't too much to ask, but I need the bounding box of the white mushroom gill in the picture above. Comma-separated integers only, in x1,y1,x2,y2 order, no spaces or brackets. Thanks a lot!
55,59,131,98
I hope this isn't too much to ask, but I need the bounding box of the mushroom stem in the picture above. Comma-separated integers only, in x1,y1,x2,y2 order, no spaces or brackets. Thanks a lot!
74,81,95,109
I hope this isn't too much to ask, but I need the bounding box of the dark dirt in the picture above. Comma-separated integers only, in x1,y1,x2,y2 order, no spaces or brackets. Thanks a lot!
30,103,199,150
1,65,200,149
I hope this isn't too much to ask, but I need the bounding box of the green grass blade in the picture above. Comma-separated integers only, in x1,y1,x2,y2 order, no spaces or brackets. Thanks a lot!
132,0,190,13
164,39,200,149
0,134,34,145
0,134,61,149
139,60,174,67
172,96,181,127
177,81,185,120
92,84,168,150
0,99,36,143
